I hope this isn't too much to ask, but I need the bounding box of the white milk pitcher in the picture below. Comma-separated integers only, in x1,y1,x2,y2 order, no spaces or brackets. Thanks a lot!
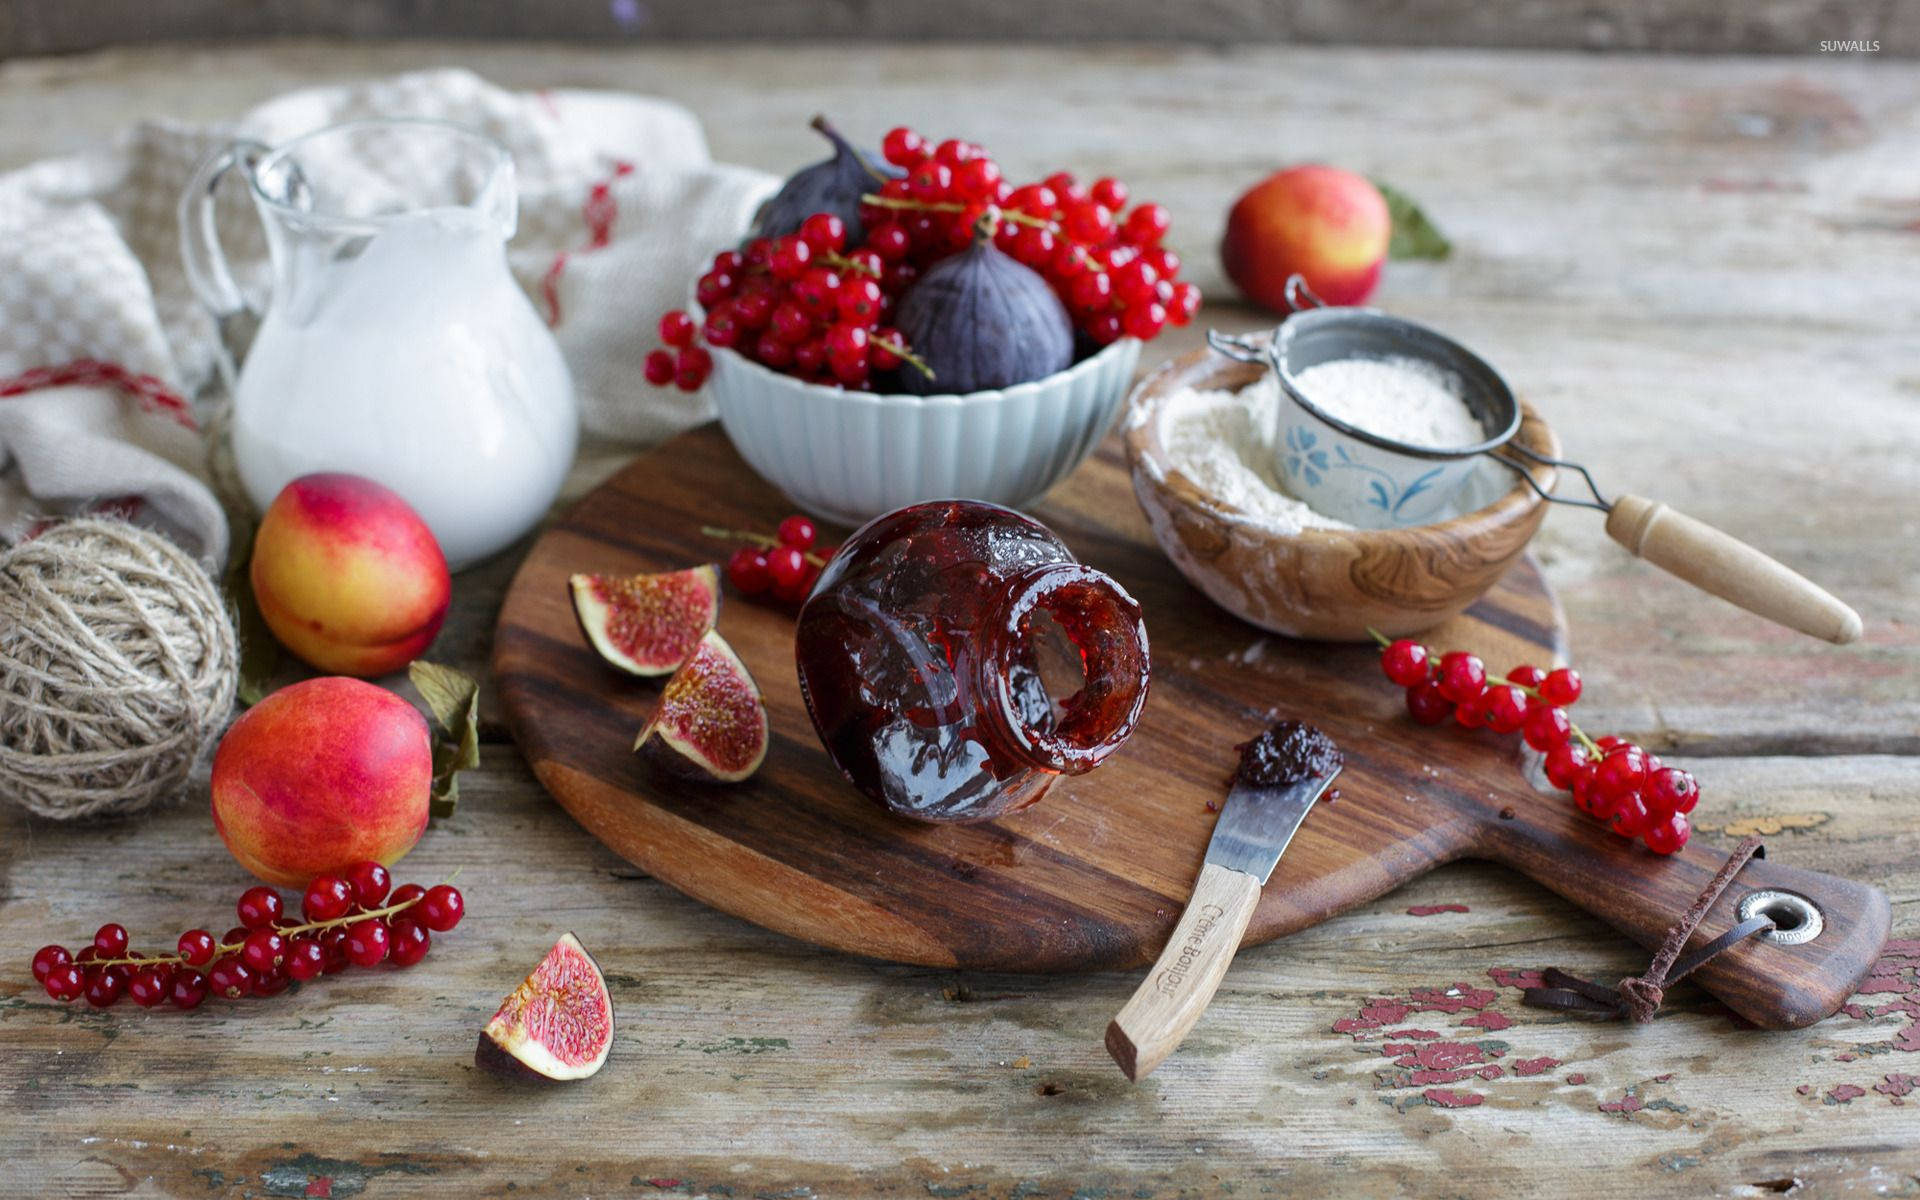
181,118,578,569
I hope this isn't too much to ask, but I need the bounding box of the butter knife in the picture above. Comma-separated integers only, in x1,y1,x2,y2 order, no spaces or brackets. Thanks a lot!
1106,764,1341,1081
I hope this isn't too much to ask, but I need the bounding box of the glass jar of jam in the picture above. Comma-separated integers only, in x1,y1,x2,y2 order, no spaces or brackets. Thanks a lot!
795,500,1151,823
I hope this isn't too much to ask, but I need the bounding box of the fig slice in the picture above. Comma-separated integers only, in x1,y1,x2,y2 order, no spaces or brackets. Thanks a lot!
570,565,720,676
634,629,769,783
475,933,613,1082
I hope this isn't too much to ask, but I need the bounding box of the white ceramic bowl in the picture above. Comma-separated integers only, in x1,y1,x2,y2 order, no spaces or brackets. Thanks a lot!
707,338,1143,527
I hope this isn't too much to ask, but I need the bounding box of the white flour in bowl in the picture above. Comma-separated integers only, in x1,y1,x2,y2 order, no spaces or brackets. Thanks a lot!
1291,355,1482,449
1151,374,1354,535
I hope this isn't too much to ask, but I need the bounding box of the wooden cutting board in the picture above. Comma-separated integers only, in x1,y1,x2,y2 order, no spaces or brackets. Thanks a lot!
493,424,1888,1029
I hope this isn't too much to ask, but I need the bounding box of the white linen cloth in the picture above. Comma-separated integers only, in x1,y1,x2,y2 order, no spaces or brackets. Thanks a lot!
0,68,777,565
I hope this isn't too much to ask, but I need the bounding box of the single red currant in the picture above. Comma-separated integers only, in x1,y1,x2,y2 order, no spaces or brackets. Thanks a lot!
419,885,465,933
1505,664,1546,691
1609,791,1653,838
388,919,432,968
1644,812,1691,855
32,945,71,985
766,545,809,590
643,348,676,386
1646,767,1699,815
1594,745,1650,800
907,160,953,200
1121,301,1169,340
1522,705,1573,751
1436,652,1488,704
1540,667,1583,707
867,222,912,262
93,923,130,957
727,545,772,595
343,919,390,968
1090,176,1130,210
1065,201,1117,244
170,969,209,1010
1380,639,1430,687
769,235,813,281
675,346,712,392
776,515,817,551
1087,312,1125,345
1483,685,1530,734
1168,280,1202,326
236,886,283,930
241,929,287,975
1454,695,1487,728
303,876,356,923
346,860,392,908
43,962,86,1002
658,310,696,349
252,971,291,998
1405,679,1453,725
128,967,171,1008
318,927,353,975
799,212,847,254
881,126,927,167
1544,742,1590,789
85,968,127,1008
835,277,885,326
1123,203,1172,245
285,937,327,982
753,332,794,369
868,328,905,372
956,158,1003,200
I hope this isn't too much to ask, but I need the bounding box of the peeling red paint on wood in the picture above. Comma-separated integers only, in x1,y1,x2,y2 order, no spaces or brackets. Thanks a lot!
1487,967,1546,990
1421,1088,1484,1108
1876,1073,1917,1098
1406,904,1470,916
1567,1073,1588,1086
1600,1090,1645,1114
1511,1056,1562,1076
1824,1084,1867,1105
305,1179,332,1199
1462,1011,1513,1031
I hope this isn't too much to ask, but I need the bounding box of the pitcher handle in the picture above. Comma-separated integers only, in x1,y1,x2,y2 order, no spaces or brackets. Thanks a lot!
179,139,269,392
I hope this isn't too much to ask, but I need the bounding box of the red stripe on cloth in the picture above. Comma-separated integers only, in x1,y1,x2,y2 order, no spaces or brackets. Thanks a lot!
0,359,198,431
541,158,638,327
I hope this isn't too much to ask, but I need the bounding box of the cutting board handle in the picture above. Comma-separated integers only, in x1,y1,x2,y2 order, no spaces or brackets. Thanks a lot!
1479,808,1890,1029
1604,493,1862,644
1107,862,1261,1080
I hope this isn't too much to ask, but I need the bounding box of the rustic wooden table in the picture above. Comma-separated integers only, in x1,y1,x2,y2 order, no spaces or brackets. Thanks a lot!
3,40,1917,1200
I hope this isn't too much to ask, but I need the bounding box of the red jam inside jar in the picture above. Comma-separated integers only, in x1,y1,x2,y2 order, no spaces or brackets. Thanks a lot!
795,500,1151,823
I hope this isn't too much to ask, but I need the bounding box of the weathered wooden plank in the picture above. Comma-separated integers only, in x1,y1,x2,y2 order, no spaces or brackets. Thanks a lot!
2,748,1915,1196
1,1,1912,59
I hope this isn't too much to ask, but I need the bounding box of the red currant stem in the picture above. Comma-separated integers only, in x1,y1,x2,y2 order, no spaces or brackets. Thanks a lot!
817,250,880,278
859,194,1055,232
701,526,831,567
870,334,934,380
78,891,436,971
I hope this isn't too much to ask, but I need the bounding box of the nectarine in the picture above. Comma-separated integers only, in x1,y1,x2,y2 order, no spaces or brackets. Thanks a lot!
251,473,450,677
1221,165,1390,311
211,677,431,886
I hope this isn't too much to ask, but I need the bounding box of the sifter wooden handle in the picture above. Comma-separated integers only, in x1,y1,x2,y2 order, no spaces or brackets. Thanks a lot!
1106,861,1261,1081
1605,494,1862,644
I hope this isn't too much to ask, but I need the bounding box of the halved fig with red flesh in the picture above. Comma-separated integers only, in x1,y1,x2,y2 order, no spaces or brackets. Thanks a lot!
634,629,768,783
570,565,720,676
475,932,613,1082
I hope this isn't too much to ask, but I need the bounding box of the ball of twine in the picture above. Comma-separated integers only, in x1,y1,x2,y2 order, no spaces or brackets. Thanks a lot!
0,518,238,820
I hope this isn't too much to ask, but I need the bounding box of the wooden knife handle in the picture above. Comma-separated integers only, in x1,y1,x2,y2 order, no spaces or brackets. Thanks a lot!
1479,807,1890,1029
1107,861,1261,1081
1605,493,1862,644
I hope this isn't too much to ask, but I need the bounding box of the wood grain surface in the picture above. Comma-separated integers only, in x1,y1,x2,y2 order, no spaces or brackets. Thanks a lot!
495,424,1887,1030
1,39,1916,1200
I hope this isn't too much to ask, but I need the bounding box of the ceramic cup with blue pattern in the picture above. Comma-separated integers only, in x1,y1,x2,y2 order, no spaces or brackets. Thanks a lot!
1214,304,1521,531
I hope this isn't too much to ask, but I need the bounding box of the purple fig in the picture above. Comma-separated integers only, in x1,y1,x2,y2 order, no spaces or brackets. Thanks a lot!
751,115,896,243
893,221,1075,395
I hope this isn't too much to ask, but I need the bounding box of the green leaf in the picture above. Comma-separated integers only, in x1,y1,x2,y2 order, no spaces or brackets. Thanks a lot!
409,661,481,820
1376,180,1452,261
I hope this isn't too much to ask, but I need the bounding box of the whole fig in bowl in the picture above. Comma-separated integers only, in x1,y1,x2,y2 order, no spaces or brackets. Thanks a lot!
893,219,1075,396
751,115,896,243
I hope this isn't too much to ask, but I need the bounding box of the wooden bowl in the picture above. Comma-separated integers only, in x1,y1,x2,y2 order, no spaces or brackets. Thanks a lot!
1121,346,1561,642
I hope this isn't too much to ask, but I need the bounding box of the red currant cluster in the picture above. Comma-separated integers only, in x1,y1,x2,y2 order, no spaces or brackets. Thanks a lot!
706,514,835,606
30,862,465,1010
643,128,1197,394
1375,636,1698,855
